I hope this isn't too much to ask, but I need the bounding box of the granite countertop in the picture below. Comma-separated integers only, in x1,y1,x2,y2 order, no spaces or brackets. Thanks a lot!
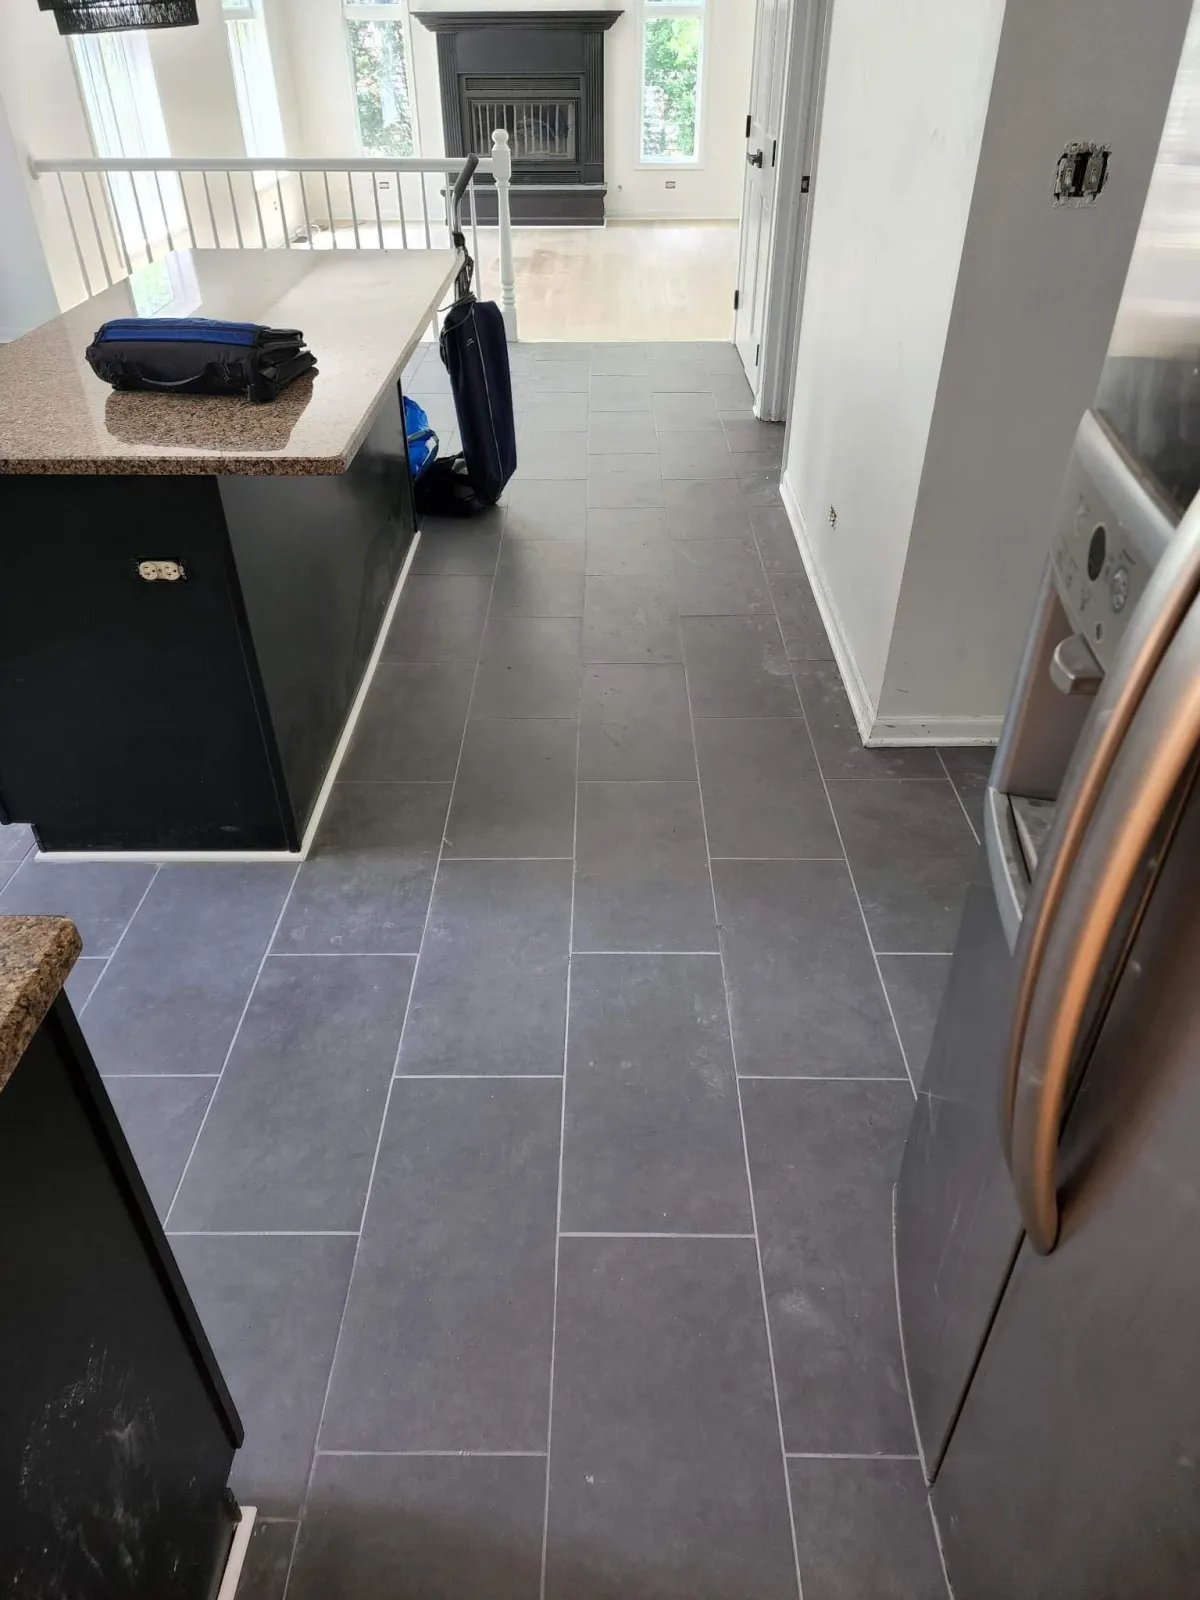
0,248,459,477
0,916,81,1089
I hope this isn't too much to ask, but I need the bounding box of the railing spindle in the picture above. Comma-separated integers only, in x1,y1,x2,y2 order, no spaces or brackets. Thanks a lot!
321,170,336,248
178,171,198,251
153,170,175,252
129,173,153,265
80,172,114,288
103,172,133,275
491,128,518,341
420,171,432,248
57,173,92,300
250,176,268,247
274,172,289,247
298,171,313,248
348,171,362,249
371,170,384,250
201,170,220,247
395,169,409,249
225,171,245,248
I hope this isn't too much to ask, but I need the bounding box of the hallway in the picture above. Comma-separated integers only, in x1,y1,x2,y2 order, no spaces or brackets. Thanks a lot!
0,340,986,1599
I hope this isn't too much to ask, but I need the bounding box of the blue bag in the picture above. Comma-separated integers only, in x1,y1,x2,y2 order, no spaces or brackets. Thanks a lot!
404,396,438,482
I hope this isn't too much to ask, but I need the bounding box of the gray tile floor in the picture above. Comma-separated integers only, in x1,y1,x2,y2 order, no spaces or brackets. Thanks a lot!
0,340,995,1599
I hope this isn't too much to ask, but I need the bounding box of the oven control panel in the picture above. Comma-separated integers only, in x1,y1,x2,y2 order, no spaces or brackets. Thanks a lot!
1050,411,1176,674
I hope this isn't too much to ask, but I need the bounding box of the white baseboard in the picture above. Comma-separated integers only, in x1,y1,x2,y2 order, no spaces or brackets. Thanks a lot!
35,531,422,865
605,213,740,225
779,477,1000,749
215,1506,257,1600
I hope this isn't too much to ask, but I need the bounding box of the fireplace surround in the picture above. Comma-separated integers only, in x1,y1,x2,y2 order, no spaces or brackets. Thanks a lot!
413,9,624,225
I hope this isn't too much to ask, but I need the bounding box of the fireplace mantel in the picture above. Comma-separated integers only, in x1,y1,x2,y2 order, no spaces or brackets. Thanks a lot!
413,8,625,225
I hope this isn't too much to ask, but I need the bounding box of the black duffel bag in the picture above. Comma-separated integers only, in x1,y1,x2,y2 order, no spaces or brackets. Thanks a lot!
86,317,316,403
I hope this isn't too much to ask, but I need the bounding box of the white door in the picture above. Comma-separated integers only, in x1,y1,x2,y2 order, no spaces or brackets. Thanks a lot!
734,0,792,389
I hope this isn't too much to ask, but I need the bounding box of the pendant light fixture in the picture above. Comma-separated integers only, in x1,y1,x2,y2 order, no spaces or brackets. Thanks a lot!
37,0,199,33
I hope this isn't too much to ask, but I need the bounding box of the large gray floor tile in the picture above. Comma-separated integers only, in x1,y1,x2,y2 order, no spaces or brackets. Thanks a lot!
445,719,577,858
789,1458,946,1600
751,505,804,573
526,360,590,394
522,392,589,432
382,575,493,664
290,1454,545,1600
938,745,994,840
589,344,649,376
793,662,944,780
169,954,413,1231
65,954,108,1011
574,782,715,952
105,1075,214,1220
659,433,738,482
472,615,582,718
695,719,841,860
878,953,952,1088
413,516,503,575
769,573,834,661
0,820,32,862
275,783,449,954
341,663,474,781
586,455,665,511
579,664,695,781
235,1519,297,1600
515,430,589,481
590,374,654,411
827,780,977,952
320,1078,560,1450
673,534,772,616
713,860,903,1078
664,477,751,529
83,864,294,1075
399,859,572,1075
585,508,674,577
504,479,587,540
583,575,681,665
492,538,585,616
588,412,657,454
544,1237,798,1600
171,1234,355,1517
724,417,786,455
0,859,154,958
742,1079,914,1453
681,616,799,716
651,391,724,432
562,955,750,1234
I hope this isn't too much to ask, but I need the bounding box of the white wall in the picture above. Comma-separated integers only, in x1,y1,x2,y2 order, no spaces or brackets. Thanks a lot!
784,0,1196,741
0,96,58,340
782,0,1007,708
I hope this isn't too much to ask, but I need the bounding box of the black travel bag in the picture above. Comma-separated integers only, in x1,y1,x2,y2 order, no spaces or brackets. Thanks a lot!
86,318,316,403
416,155,517,515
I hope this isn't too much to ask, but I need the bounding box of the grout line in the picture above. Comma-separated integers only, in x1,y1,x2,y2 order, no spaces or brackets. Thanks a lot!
709,856,845,862
737,1074,911,1083
101,1071,220,1080
935,749,982,848
317,1449,548,1459
874,951,954,959
393,1072,563,1081
166,1230,359,1239
559,1231,757,1240
785,1451,920,1461
268,949,421,958
282,507,505,1600
571,948,721,957
678,579,806,1600
163,865,301,1229
790,654,917,1102
539,712,579,1600
77,864,161,1019
441,856,575,862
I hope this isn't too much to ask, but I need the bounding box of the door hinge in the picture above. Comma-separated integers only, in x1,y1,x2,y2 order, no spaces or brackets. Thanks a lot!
745,113,752,139
771,138,778,167
734,288,740,311
755,342,761,366
800,174,811,193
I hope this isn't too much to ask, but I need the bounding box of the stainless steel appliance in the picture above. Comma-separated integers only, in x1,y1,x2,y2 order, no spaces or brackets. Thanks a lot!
895,16,1200,1593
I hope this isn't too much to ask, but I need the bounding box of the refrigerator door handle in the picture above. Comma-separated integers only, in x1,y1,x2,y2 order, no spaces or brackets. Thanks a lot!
999,491,1200,1164
1009,597,1200,1253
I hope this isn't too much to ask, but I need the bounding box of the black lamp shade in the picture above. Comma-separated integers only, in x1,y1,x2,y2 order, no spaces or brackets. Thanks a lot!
39,0,199,32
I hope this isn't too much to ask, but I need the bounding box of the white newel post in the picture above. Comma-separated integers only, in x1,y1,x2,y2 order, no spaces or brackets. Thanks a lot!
490,128,519,342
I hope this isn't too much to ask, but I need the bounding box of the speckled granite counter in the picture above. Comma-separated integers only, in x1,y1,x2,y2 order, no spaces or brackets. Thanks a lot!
0,916,81,1087
0,248,457,475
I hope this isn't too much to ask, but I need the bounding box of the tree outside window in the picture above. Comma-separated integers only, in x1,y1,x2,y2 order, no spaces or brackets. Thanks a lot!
640,1,704,163
344,0,416,158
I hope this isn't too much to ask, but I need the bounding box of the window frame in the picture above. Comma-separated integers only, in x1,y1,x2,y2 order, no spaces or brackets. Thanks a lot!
341,0,421,159
636,0,708,170
222,0,288,166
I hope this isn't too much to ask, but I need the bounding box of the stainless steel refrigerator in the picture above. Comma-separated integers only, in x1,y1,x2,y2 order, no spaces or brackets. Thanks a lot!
895,13,1200,1593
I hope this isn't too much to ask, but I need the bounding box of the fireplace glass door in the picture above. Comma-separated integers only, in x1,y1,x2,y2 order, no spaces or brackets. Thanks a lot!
470,97,578,162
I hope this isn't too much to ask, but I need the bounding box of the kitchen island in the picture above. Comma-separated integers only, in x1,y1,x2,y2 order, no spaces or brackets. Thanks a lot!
0,247,459,856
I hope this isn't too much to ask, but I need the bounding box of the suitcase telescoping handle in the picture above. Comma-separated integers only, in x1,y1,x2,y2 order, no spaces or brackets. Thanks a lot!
450,153,481,302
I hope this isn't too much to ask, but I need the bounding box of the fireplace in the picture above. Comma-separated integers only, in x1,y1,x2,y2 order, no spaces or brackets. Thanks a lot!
413,9,624,225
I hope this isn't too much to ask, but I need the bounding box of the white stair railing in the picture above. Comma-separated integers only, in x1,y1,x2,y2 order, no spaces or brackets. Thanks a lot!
28,127,518,341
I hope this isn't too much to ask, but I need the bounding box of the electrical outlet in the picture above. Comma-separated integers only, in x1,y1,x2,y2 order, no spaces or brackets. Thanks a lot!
665,179,676,189
828,504,838,529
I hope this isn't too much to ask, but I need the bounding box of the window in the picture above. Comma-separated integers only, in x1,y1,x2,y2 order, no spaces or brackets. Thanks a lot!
343,0,416,158
639,0,705,164
72,30,183,253
223,0,286,159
